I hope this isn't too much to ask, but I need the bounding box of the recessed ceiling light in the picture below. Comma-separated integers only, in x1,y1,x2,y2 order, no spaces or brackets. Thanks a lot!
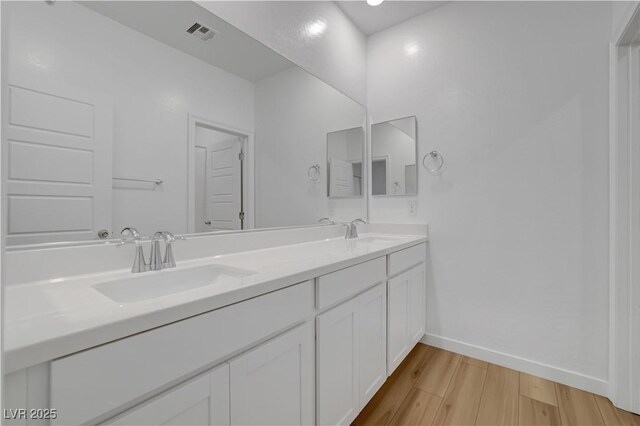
367,0,384,6
306,20,327,37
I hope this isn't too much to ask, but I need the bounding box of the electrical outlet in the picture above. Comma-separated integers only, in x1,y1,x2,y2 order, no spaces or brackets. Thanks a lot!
408,199,418,217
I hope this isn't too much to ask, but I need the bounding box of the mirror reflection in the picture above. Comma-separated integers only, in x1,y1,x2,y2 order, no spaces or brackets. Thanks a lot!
371,116,417,196
3,1,366,245
327,127,364,198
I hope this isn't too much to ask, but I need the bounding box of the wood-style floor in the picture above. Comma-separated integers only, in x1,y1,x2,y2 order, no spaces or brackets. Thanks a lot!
353,344,640,426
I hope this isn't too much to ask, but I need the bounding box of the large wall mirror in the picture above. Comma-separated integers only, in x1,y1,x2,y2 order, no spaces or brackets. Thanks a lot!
371,116,417,196
2,1,367,246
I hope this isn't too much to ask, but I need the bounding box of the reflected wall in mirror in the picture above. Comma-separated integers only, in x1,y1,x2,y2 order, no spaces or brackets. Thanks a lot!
2,1,366,245
327,127,364,198
371,116,417,196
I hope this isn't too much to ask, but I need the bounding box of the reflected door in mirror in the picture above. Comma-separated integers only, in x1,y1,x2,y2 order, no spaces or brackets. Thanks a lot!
327,127,364,198
194,125,244,232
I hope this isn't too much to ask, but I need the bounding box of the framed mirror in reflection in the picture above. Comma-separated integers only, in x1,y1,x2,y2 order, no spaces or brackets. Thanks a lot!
327,127,364,198
371,116,418,196
2,1,367,246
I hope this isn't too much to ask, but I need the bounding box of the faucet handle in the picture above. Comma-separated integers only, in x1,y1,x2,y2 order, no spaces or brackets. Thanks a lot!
117,227,141,246
163,241,176,268
149,231,183,270
319,217,335,225
148,232,164,271
131,244,148,273
121,227,140,240
159,231,178,268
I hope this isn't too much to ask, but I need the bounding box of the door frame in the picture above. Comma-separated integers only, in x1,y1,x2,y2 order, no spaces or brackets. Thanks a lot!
187,114,254,233
609,2,640,413
193,144,208,233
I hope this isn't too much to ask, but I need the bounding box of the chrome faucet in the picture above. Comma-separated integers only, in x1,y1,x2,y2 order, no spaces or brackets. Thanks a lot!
344,218,367,239
119,228,182,273
149,231,178,271
120,227,148,273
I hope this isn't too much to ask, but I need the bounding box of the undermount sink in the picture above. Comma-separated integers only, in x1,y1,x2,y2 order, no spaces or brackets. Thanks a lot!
93,265,256,303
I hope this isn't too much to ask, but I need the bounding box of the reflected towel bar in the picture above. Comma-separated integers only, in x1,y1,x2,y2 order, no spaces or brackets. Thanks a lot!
113,177,163,185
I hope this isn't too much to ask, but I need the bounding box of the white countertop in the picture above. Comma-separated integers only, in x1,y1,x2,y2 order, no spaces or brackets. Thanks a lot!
4,233,427,373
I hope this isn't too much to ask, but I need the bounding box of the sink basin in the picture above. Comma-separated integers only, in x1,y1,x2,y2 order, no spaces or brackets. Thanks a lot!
93,265,256,303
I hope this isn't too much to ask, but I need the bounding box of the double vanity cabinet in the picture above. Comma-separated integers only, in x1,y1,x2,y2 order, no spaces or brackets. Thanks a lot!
5,241,426,426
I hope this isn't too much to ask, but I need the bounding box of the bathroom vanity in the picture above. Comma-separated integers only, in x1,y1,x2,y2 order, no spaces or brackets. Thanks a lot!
4,226,427,425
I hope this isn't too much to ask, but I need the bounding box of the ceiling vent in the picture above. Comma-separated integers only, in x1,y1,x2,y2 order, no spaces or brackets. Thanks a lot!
186,22,217,42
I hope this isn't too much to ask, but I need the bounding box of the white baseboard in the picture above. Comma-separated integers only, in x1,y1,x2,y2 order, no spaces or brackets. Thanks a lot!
421,333,609,397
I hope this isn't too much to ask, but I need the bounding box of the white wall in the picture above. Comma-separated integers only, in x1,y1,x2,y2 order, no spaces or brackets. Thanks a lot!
612,1,640,40
196,1,367,106
5,1,254,238
254,67,366,228
367,2,612,391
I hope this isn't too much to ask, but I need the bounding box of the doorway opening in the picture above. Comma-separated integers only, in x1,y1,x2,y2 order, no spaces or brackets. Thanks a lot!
372,157,389,196
188,115,252,233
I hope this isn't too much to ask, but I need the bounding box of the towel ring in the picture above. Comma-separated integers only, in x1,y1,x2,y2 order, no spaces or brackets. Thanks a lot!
423,150,445,175
308,164,321,181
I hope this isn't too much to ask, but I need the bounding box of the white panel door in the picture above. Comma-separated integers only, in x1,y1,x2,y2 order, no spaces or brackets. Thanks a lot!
358,283,387,406
408,264,427,345
229,323,313,426
105,364,230,426
387,270,411,375
317,298,359,426
329,158,355,197
5,81,113,244
207,138,242,230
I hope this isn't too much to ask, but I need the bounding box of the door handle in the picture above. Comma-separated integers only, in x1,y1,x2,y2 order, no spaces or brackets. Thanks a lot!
204,220,211,225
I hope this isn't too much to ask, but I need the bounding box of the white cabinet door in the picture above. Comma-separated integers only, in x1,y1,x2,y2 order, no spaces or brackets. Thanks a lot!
387,269,411,375
317,283,388,425
317,298,359,425
358,283,387,405
408,263,426,345
387,263,426,375
229,323,313,426
105,364,230,426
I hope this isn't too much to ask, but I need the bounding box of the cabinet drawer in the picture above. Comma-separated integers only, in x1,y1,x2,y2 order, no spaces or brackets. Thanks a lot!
388,243,426,276
317,257,386,310
51,281,313,425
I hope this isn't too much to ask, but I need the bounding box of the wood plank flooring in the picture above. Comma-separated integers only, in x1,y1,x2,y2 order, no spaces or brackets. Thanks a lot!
353,344,640,426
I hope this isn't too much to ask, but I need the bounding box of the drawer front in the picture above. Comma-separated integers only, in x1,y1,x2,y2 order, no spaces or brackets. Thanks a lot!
388,243,426,277
51,281,313,425
317,257,386,310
